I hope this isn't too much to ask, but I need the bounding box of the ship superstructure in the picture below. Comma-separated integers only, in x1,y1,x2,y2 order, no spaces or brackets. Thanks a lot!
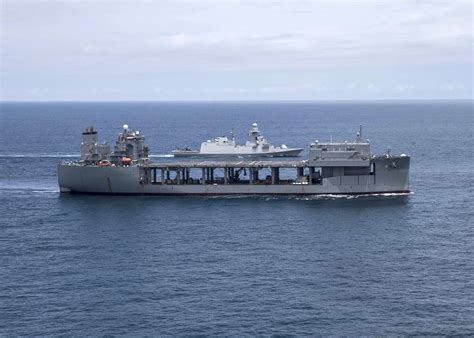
58,125,410,195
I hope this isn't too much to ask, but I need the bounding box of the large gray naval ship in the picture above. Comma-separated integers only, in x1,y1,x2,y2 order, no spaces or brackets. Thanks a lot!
172,123,302,157
58,124,410,195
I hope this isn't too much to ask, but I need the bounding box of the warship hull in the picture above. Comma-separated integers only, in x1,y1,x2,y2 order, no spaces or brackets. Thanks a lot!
58,157,410,195
172,122,303,158
172,148,303,158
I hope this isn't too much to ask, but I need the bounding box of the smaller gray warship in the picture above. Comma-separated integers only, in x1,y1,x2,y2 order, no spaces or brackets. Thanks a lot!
172,123,302,157
58,124,410,195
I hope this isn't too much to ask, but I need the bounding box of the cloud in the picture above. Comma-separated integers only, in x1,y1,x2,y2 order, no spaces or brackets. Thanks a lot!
395,84,416,92
1,0,472,100
26,88,49,95
440,84,466,92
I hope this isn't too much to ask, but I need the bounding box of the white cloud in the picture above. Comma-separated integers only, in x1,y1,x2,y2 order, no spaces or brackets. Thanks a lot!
440,84,466,92
395,84,416,92
26,88,49,95
1,0,472,100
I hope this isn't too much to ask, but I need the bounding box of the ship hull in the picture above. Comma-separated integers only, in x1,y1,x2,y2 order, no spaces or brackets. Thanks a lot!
58,157,410,196
172,148,303,157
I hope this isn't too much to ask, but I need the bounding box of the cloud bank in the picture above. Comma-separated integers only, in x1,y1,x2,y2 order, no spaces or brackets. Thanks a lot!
1,0,472,100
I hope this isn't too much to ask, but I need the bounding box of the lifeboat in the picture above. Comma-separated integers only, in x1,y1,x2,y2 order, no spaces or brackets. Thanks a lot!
98,160,110,167
121,156,132,165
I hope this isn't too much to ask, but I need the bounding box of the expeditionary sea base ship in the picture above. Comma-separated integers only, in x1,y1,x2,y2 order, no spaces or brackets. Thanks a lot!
58,124,410,195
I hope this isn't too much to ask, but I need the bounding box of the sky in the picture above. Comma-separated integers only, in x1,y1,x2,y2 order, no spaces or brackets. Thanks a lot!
1,0,473,101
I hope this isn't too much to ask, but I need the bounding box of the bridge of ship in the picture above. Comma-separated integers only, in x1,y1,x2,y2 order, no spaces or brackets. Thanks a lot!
142,159,373,186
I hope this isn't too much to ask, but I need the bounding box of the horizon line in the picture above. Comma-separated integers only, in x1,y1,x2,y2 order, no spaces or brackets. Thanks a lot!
1,98,473,104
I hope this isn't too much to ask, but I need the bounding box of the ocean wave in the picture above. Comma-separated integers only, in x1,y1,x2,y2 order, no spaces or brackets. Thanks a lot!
205,192,412,201
0,180,59,193
149,154,175,158
285,192,412,201
0,154,79,158
0,187,59,195
0,154,174,158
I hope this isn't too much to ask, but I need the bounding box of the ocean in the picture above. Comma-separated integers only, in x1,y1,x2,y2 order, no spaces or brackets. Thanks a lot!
1,101,473,335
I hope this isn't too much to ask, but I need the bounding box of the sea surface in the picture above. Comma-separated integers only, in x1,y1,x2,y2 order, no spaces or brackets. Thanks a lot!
1,101,473,335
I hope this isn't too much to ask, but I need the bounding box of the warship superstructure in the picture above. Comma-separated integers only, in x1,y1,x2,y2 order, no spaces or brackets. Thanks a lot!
172,123,302,157
58,125,410,195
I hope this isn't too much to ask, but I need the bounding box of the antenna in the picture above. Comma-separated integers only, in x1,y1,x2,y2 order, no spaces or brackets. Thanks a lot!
357,125,362,143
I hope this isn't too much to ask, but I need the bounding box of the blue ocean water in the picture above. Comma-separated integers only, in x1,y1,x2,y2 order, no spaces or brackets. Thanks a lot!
1,101,473,335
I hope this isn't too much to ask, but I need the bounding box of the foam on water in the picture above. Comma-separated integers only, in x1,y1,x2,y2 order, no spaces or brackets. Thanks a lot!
0,182,59,194
204,192,412,201
0,153,175,158
149,154,175,158
0,154,80,158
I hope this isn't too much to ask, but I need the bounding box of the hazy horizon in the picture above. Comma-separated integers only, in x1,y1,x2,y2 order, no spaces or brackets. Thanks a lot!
2,98,473,103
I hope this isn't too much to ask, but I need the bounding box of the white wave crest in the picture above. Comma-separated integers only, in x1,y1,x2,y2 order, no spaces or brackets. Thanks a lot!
0,154,79,158
0,153,174,158
0,187,59,195
149,154,175,158
203,192,412,201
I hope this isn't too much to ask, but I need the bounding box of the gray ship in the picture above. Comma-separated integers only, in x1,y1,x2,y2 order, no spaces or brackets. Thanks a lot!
172,123,302,157
58,124,410,195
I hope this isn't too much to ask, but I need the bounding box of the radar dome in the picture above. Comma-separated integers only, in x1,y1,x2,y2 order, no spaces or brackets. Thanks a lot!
123,124,129,130
252,123,258,127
